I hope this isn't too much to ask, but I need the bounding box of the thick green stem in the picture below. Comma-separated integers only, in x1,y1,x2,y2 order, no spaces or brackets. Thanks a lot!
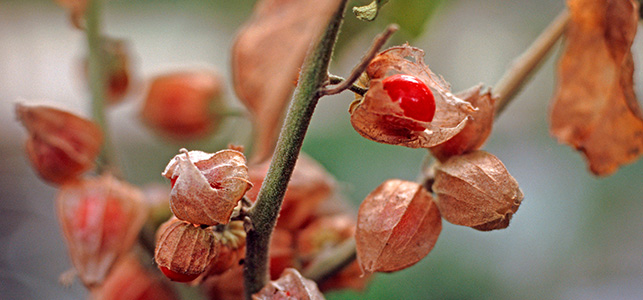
86,0,118,174
243,1,347,298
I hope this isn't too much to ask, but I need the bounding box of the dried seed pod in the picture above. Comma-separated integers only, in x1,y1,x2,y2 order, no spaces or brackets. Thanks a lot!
202,264,245,300
356,179,441,273
432,150,524,231
92,254,179,300
56,174,146,287
162,148,252,226
430,84,496,162
154,218,219,282
246,153,335,230
141,70,224,140
349,44,475,148
252,268,325,300
15,103,103,185
205,220,247,276
268,229,296,280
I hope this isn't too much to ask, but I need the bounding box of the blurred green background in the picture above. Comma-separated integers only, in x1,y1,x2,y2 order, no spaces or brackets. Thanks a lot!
1,0,642,299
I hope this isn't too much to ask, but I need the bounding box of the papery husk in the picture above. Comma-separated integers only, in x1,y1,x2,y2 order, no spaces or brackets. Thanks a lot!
92,254,179,300
432,150,523,231
16,103,103,185
430,84,496,161
349,44,475,148
356,179,442,273
252,268,325,300
162,149,252,226
154,218,219,278
56,174,147,287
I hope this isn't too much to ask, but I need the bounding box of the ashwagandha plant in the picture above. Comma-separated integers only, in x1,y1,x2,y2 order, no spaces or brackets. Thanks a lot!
14,0,643,299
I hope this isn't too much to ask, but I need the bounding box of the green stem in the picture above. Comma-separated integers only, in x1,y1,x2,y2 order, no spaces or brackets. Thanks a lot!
243,1,347,298
86,0,118,175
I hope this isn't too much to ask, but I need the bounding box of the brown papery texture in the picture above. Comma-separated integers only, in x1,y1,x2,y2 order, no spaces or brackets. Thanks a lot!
246,153,335,231
432,151,523,231
430,84,496,162
252,268,325,300
56,174,146,287
162,149,252,225
93,254,179,300
232,0,344,162
16,103,103,185
350,44,475,148
550,0,643,176
154,218,219,278
356,179,442,273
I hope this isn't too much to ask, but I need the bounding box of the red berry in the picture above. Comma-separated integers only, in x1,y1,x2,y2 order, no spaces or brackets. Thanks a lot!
159,266,200,282
382,74,436,123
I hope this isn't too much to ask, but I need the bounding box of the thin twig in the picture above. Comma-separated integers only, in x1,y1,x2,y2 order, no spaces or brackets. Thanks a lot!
494,9,570,115
320,24,398,96
328,74,369,96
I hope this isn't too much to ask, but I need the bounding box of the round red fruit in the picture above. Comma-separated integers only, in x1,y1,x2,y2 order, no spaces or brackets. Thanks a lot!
159,266,200,282
382,74,436,123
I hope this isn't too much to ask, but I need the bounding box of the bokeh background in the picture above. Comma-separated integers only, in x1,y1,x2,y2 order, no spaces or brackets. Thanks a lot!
1,0,642,299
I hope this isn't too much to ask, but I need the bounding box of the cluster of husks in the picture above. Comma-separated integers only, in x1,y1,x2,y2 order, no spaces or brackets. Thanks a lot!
203,154,370,300
154,148,252,283
353,44,524,274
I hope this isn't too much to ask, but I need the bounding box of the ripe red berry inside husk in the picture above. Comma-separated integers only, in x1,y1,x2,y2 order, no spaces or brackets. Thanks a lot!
382,74,436,124
159,266,200,282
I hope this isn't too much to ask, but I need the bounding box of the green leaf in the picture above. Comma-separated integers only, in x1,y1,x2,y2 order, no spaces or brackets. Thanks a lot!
352,0,389,21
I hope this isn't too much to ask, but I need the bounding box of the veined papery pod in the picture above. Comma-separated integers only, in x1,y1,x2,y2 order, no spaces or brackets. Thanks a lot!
356,179,442,273
15,103,103,185
154,218,219,282
246,153,335,230
203,220,247,277
252,268,325,300
349,44,475,148
162,148,252,226
56,174,147,287
92,254,179,300
432,150,524,231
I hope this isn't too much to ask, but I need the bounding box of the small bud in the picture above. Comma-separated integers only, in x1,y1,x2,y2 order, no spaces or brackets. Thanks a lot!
430,84,496,162
82,38,133,105
349,44,475,148
246,154,335,230
154,218,219,282
432,150,524,231
56,174,147,287
93,254,179,300
15,103,103,185
162,148,252,226
55,0,86,29
356,179,441,273
252,268,325,300
141,70,224,140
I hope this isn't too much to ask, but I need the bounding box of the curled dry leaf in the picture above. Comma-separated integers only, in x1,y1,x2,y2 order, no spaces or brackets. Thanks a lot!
350,44,475,148
432,150,523,231
356,179,441,273
162,149,252,226
246,153,335,231
550,0,643,176
154,218,219,282
232,0,344,162
15,103,103,185
430,84,496,162
56,174,146,287
141,70,224,141
252,268,325,300
93,254,179,300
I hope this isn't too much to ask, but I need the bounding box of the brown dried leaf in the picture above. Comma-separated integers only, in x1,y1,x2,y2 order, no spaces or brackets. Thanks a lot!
430,84,496,162
350,44,475,148
232,0,344,162
162,149,252,226
356,179,441,273
15,103,103,185
432,150,523,231
252,268,325,300
56,174,147,287
550,0,643,175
